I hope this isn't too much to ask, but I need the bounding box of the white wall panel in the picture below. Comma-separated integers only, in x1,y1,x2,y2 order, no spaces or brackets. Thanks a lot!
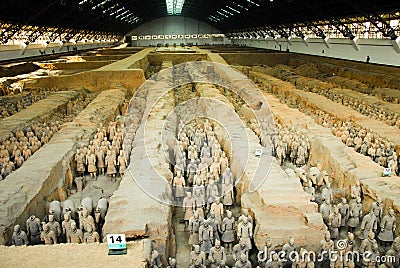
0,42,116,62
127,16,221,36
127,16,231,46
233,38,400,66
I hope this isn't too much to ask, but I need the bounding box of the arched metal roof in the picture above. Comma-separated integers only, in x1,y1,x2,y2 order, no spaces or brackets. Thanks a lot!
0,0,399,36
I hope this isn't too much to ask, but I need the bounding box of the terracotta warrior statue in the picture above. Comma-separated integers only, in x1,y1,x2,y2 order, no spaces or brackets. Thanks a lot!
207,211,220,242
359,210,378,240
183,192,196,230
12,225,29,246
257,234,273,264
26,215,42,245
319,198,332,225
187,159,198,185
208,239,227,268
75,176,84,192
62,212,76,242
233,238,249,262
150,248,163,268
83,224,100,243
40,223,57,245
166,257,179,268
328,205,342,240
173,170,186,205
117,150,127,177
79,208,95,233
95,147,105,175
319,231,334,261
348,197,363,234
199,220,214,254
337,198,349,232
265,252,284,268
386,236,400,267
67,222,83,244
350,180,362,203
360,231,379,268
377,208,396,247
75,149,85,177
282,236,297,267
188,211,203,248
210,197,224,225
221,210,235,253
206,179,219,209
47,214,61,241
219,152,229,174
238,208,253,225
193,181,205,218
234,252,252,268
237,216,253,250
105,150,117,181
190,245,206,266
86,151,97,178
221,179,234,209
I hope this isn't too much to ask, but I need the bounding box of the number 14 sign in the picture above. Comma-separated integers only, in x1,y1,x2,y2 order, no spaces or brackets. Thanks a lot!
106,234,127,255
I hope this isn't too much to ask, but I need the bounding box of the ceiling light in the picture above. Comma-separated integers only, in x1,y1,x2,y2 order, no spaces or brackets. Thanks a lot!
166,0,185,15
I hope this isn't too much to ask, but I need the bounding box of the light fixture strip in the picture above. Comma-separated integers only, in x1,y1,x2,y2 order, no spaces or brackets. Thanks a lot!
227,6,240,14
116,10,129,19
208,15,220,22
78,0,89,5
110,7,124,16
233,2,244,9
247,0,260,7
93,0,112,10
220,8,233,16
216,11,229,18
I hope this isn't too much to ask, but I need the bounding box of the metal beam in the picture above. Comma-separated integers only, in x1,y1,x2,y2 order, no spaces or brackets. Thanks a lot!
330,19,355,39
0,22,23,44
368,14,398,40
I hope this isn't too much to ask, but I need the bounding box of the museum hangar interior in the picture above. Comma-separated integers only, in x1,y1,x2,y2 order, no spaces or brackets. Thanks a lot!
0,1,399,267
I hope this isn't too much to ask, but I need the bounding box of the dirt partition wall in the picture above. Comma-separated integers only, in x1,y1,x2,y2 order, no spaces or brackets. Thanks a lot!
288,57,400,89
0,240,150,267
147,53,208,66
52,61,117,70
81,55,130,61
204,65,326,251
220,50,400,88
290,54,400,77
24,69,145,92
128,54,149,70
254,75,400,237
251,71,400,151
0,90,82,142
104,78,175,265
219,52,290,66
24,48,152,92
97,48,144,55
0,85,127,245
0,62,40,77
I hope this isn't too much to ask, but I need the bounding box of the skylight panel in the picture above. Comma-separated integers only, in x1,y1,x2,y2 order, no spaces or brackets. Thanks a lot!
166,0,186,15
